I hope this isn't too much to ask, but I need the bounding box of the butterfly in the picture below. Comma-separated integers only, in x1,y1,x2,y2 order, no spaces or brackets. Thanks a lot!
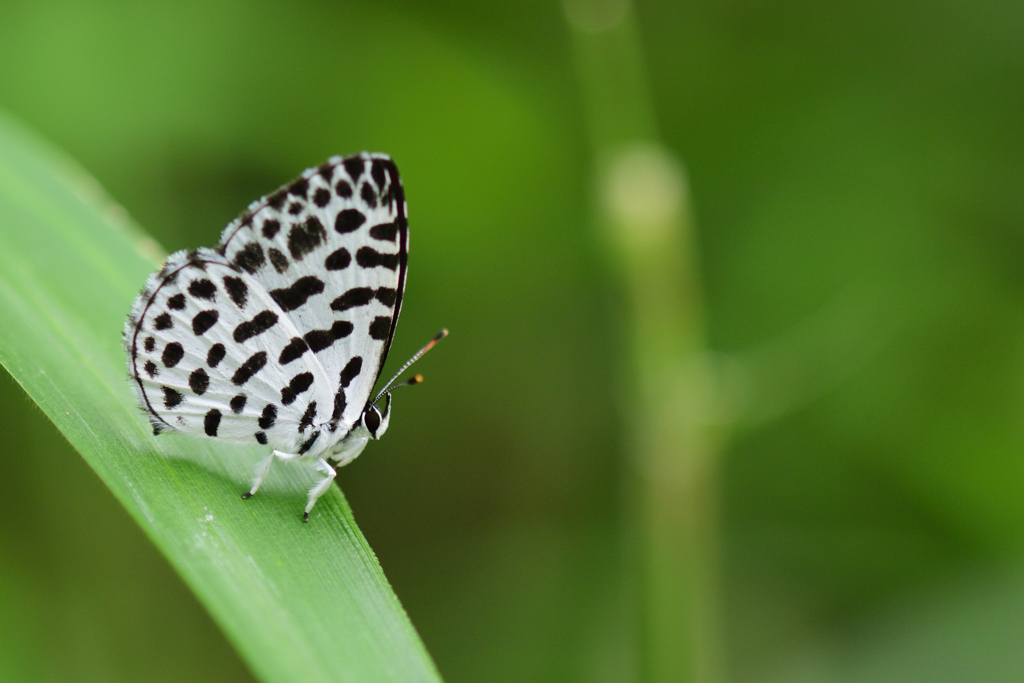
124,153,445,520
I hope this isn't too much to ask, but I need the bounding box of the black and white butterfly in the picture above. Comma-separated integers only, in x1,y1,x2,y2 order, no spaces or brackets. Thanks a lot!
124,153,445,520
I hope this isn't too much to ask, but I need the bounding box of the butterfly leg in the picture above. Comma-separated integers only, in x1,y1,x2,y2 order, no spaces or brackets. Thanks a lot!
302,457,337,522
331,435,371,467
242,450,302,499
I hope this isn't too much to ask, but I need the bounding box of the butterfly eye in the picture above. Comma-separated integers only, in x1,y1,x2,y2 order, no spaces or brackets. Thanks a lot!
363,406,382,436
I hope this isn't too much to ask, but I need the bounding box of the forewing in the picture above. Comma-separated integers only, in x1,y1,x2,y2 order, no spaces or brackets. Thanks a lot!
125,249,335,453
217,153,408,432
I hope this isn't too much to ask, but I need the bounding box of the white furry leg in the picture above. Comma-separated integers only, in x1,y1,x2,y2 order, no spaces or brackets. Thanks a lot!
242,450,301,500
303,457,337,522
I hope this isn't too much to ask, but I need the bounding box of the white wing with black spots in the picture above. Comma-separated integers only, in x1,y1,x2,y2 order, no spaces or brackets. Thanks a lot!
125,249,336,454
216,153,408,434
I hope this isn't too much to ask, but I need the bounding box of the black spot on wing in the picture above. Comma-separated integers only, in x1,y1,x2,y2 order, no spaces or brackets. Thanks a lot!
287,216,326,260
340,356,362,388
330,287,373,312
207,343,226,368
312,187,331,207
318,163,334,181
261,219,281,239
144,360,158,378
303,329,334,353
335,180,352,198
259,404,277,429
255,431,268,445
192,310,219,335
299,400,317,432
369,222,398,242
356,247,399,270
222,276,247,308
375,287,398,307
232,242,265,274
204,409,221,437
230,393,247,414
232,351,267,386
162,386,183,409
269,276,325,311
162,342,184,368
144,336,156,352
325,248,351,271
289,177,309,198
371,159,387,191
279,337,309,365
268,247,289,274
189,368,210,395
369,316,391,340
154,313,173,330
303,320,352,353
343,158,364,182
268,189,288,210
167,294,186,310
360,182,377,208
331,388,346,426
297,431,320,455
288,202,303,216
188,278,216,300
334,209,365,234
233,310,278,343
281,372,314,406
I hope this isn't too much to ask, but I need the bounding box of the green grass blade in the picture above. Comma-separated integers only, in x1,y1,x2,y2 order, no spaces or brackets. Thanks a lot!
0,109,442,683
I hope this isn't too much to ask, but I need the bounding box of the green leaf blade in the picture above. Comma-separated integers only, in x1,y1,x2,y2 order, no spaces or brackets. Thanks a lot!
0,109,442,683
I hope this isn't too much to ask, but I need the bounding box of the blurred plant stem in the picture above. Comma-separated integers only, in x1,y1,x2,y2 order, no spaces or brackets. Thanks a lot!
563,1,724,682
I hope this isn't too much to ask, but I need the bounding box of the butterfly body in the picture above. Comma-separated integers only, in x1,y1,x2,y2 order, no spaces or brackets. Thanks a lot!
124,153,413,519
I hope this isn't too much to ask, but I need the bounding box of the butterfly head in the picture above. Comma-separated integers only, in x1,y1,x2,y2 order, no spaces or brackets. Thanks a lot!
361,393,391,439
359,329,446,442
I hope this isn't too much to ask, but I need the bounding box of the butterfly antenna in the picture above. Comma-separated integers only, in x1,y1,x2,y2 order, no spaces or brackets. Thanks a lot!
373,329,448,404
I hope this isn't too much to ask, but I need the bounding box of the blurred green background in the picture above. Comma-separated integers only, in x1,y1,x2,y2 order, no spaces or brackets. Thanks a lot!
2,0,1024,681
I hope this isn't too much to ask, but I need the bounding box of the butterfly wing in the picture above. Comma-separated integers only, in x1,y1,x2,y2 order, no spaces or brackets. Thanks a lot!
125,248,337,453
216,153,408,434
